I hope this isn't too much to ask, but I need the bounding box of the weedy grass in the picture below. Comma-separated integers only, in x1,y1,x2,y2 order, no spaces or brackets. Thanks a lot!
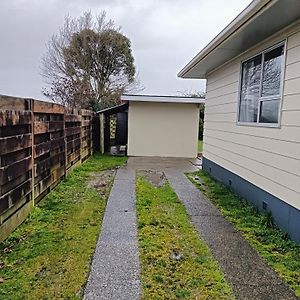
0,154,127,300
136,176,235,300
188,171,300,297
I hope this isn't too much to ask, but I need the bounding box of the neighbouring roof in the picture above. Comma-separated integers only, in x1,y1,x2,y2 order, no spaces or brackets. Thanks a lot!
97,102,128,115
121,94,205,104
178,0,300,79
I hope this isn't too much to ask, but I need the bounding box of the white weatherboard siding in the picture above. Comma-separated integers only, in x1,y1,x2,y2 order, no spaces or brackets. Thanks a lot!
204,22,300,210
128,102,199,158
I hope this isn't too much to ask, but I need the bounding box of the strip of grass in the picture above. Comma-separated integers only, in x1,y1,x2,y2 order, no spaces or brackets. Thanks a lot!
188,171,300,297
136,177,235,300
0,154,127,300
198,140,203,153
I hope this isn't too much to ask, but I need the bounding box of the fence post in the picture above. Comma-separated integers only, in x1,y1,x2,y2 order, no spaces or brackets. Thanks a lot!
99,114,104,154
30,99,35,207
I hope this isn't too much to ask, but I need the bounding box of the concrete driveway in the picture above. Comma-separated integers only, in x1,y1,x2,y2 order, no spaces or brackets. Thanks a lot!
127,156,202,172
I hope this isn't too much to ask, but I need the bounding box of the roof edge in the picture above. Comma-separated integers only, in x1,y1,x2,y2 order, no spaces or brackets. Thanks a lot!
121,94,205,104
178,0,275,78
122,93,204,99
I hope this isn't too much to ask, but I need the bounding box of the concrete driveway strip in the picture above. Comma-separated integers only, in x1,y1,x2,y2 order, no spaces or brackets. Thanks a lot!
84,167,140,300
165,170,297,300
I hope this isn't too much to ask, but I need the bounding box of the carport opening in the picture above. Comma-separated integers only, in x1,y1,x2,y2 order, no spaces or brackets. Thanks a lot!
97,102,128,156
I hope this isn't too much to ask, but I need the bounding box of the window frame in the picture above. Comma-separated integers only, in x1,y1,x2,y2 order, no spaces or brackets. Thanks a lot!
236,40,287,128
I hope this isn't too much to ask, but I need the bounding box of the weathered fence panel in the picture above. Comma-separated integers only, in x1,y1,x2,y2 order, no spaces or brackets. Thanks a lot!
65,108,81,173
81,110,94,162
0,95,97,242
0,98,33,241
33,101,66,202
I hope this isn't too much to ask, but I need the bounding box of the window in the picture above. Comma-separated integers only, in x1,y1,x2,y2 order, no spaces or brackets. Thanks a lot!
238,43,285,125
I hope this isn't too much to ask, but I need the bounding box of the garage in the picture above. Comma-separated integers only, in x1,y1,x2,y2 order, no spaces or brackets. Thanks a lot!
122,94,203,158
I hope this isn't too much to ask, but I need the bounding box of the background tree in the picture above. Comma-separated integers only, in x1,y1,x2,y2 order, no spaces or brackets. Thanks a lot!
180,90,205,140
41,12,136,111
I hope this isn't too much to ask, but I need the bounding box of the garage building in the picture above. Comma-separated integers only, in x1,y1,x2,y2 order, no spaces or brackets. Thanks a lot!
123,95,203,158
98,94,204,158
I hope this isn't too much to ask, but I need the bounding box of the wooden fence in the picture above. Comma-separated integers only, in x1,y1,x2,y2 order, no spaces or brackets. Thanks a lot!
0,95,98,242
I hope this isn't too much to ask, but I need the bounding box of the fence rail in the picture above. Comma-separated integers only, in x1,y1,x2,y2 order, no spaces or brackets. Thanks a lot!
0,95,98,242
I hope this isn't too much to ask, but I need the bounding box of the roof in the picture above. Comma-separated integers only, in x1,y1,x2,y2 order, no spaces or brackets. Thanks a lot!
97,102,128,115
178,0,300,79
121,94,205,104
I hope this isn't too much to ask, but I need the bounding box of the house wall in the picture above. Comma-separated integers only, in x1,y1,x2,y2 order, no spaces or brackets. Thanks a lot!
203,21,300,242
128,101,199,158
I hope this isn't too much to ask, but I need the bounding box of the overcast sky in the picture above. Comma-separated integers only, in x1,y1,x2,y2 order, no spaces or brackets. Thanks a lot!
0,0,252,100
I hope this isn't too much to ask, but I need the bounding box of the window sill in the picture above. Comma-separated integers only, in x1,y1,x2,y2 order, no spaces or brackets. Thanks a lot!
236,122,281,128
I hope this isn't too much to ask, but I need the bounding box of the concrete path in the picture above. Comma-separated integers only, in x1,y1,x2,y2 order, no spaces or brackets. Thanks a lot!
84,168,140,300
165,170,297,300
84,157,297,300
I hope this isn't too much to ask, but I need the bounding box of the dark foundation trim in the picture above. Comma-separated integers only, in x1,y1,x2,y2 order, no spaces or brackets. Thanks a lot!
202,156,300,244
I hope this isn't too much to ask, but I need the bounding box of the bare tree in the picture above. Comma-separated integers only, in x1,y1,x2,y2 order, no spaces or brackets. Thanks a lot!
41,12,136,111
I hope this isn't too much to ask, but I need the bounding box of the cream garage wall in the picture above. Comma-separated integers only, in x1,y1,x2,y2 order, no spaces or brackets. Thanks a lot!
128,101,199,158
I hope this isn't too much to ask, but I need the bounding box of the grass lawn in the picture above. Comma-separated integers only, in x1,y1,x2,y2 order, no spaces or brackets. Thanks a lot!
0,154,127,300
197,140,203,153
136,176,235,300
188,171,300,297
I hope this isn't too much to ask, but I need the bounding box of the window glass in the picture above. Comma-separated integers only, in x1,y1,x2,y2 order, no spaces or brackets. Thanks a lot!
261,45,284,97
239,54,262,122
238,43,285,125
259,99,280,123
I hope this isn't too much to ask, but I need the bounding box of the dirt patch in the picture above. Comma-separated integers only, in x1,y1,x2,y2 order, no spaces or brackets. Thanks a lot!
188,173,209,193
189,174,204,185
138,170,166,187
88,169,116,197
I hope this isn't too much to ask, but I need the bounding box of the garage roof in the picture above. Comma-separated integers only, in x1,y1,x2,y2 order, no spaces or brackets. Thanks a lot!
97,102,128,115
121,94,205,104
178,0,300,79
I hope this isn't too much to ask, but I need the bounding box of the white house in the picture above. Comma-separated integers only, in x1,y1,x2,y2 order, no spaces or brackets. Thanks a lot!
179,0,300,243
